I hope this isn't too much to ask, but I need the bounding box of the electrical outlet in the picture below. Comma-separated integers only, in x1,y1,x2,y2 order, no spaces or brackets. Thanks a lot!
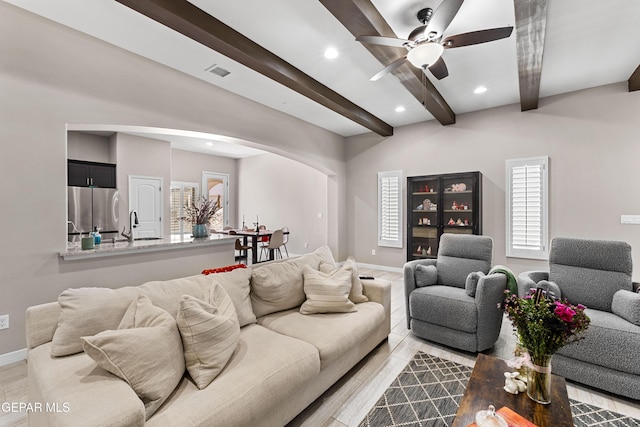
371,249,376,256
0,314,8,330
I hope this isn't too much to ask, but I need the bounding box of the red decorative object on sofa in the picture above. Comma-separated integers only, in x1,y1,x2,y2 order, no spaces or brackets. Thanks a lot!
202,264,247,275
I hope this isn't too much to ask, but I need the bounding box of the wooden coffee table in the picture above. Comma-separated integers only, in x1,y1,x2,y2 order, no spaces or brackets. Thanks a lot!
451,354,573,427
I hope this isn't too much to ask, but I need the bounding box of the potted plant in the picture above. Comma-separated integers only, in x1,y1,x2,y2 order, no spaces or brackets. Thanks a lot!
184,195,221,238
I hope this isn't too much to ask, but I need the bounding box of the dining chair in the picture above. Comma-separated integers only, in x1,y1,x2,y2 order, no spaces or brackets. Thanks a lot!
281,226,290,257
234,238,251,264
259,229,284,261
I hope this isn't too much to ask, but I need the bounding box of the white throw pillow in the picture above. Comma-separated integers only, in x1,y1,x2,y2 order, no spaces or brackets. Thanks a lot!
319,257,369,303
81,294,184,420
177,286,240,389
300,264,357,315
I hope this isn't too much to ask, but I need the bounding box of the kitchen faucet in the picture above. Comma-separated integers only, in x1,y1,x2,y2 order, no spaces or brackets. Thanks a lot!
121,210,139,243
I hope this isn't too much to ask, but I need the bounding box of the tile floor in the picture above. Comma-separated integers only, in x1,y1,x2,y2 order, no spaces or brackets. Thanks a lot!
1,267,638,427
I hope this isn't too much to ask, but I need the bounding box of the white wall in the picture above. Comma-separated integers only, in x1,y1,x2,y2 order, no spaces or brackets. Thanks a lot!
67,131,112,163
346,83,640,279
170,149,238,227
238,153,329,255
0,3,345,355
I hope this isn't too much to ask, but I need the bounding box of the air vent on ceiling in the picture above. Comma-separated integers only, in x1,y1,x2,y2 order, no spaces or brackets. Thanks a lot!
205,64,230,78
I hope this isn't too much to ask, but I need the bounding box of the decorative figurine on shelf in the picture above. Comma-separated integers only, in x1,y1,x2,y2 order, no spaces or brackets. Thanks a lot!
448,218,455,226
418,218,423,225
452,201,458,210
423,199,431,210
416,204,423,210
416,245,422,254
430,203,437,210
456,218,463,226
423,183,429,193
464,218,470,226
426,246,432,256
425,218,431,225
422,247,427,256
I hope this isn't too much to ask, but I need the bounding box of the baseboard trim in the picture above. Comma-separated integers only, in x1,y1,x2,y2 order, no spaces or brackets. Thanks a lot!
0,348,27,366
355,262,403,274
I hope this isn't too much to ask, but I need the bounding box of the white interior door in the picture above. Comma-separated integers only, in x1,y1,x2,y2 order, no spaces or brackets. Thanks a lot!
129,175,162,238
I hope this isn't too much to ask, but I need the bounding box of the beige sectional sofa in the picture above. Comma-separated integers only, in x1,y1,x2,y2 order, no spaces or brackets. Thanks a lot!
25,247,391,427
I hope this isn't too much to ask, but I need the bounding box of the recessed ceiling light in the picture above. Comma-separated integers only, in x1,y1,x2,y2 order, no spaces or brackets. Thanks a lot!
206,142,214,146
324,47,339,60
395,106,406,113
474,86,488,94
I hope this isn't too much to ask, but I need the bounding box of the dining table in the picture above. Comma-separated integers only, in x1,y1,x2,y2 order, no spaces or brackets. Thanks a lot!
222,229,288,264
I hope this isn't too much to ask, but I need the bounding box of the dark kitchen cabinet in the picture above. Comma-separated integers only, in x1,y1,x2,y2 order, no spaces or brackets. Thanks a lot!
68,160,116,188
407,171,482,261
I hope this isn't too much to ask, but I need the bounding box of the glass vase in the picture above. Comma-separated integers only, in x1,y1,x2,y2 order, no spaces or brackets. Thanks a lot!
192,224,209,238
527,354,552,405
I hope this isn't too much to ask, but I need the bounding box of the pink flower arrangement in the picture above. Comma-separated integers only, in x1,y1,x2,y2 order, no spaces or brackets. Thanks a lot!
503,288,590,364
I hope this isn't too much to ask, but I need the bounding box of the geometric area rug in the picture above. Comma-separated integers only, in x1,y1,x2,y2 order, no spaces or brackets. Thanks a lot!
359,351,640,427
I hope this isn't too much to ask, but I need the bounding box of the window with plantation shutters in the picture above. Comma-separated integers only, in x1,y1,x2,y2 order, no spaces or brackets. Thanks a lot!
378,170,403,248
170,182,198,235
506,157,549,259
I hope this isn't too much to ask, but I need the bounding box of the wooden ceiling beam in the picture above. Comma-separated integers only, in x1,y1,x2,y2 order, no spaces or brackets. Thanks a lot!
319,0,456,126
513,0,548,111
629,64,640,92
115,0,393,136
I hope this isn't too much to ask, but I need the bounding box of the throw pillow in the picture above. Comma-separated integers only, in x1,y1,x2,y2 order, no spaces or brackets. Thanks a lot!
465,271,486,297
81,294,184,420
319,257,369,303
177,287,240,389
300,264,357,315
51,286,139,357
612,289,640,326
415,264,438,287
202,264,247,275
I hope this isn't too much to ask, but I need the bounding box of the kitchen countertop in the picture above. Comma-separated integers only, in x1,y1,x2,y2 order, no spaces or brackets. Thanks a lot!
60,233,235,260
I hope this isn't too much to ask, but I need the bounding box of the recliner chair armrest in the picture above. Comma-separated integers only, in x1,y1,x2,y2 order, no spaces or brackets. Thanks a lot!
475,273,508,308
403,259,437,328
517,271,549,297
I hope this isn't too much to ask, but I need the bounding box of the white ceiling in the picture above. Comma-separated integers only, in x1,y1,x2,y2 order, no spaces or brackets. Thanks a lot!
7,0,640,147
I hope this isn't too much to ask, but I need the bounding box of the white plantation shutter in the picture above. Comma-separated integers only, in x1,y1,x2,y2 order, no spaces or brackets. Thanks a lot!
506,157,549,259
378,171,403,248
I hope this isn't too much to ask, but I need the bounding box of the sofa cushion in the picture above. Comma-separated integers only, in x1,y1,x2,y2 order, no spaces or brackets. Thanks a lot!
28,343,146,426
81,294,184,420
206,267,256,327
612,290,640,326
250,248,330,317
409,286,477,334
549,238,633,312
300,264,356,314
556,308,640,376
177,287,240,389
415,264,438,288
145,324,320,427
319,257,369,303
138,274,216,318
51,286,139,356
258,302,385,368
436,235,492,288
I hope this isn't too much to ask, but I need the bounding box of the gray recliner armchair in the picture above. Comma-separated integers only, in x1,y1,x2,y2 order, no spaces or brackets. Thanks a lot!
518,237,640,400
404,234,507,352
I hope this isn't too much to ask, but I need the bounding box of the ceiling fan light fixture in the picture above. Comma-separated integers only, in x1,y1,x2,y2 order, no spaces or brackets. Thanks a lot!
406,43,444,69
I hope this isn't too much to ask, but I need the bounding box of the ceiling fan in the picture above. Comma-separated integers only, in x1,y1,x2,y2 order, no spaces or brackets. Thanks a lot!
357,0,513,81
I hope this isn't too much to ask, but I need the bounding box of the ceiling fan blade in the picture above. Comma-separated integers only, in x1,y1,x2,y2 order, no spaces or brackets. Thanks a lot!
442,26,514,49
425,0,464,38
370,56,408,81
428,57,449,80
356,35,410,48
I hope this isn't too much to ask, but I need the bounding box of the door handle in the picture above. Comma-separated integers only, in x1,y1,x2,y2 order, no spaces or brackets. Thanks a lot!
86,177,90,186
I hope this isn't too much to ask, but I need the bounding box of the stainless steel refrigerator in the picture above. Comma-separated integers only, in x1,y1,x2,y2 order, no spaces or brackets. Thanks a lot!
68,187,119,242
